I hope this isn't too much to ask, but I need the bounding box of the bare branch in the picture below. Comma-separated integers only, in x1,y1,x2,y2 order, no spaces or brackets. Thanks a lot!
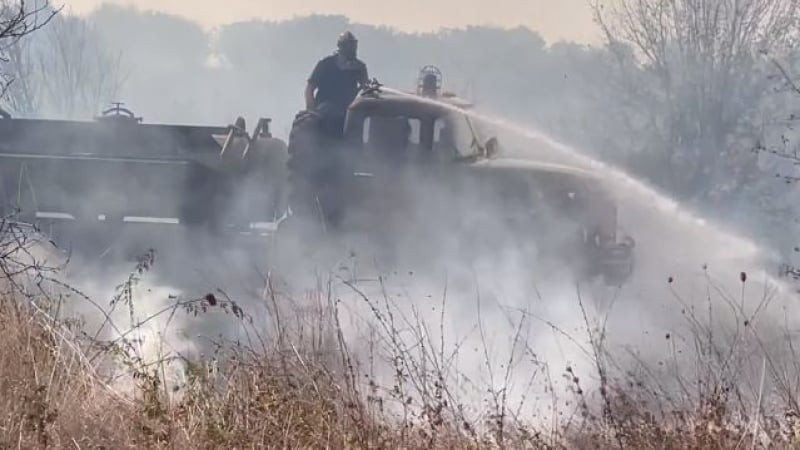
0,1,59,49
0,1,60,113
591,0,800,201
0,8,126,118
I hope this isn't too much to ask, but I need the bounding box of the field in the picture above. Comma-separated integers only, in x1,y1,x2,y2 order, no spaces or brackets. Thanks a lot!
2,226,800,450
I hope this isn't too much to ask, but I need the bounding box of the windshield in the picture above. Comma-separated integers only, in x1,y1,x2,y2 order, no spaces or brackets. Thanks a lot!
356,107,494,162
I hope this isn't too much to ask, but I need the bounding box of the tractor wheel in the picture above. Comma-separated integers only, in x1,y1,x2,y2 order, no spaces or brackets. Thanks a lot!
287,110,321,172
286,110,325,225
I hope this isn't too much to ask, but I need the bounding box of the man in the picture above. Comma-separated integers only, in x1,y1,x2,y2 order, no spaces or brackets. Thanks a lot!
305,31,369,136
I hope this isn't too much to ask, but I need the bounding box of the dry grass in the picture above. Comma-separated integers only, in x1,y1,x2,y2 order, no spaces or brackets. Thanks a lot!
0,286,484,449
2,239,800,449
0,295,136,448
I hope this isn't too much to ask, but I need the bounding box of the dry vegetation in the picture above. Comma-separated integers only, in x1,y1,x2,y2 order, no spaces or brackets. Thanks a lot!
0,223,798,450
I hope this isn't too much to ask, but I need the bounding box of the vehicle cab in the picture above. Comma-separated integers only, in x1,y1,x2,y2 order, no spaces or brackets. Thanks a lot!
341,66,495,168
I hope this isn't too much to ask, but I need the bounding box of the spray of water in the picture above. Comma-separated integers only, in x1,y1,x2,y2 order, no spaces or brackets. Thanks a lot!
380,85,768,266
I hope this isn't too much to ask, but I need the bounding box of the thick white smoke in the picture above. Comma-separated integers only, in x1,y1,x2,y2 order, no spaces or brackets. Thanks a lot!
14,82,796,428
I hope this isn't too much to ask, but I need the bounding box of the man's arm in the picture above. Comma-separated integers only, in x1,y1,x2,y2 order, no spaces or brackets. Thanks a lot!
306,59,325,110
305,81,316,111
359,63,369,88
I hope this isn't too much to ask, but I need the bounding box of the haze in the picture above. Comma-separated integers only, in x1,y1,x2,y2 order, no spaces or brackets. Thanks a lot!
3,0,800,445
58,0,599,44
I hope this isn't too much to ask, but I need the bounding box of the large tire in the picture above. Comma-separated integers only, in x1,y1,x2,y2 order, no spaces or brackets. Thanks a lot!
285,105,357,239
287,110,333,173
286,110,348,230
286,110,323,224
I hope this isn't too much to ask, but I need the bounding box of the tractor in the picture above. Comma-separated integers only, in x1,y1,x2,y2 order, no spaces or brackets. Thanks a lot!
280,66,635,286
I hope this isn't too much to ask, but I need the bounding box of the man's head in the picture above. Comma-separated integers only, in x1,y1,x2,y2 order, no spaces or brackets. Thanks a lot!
337,31,358,61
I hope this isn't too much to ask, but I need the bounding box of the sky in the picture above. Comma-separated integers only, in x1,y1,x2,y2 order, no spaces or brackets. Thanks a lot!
56,0,600,44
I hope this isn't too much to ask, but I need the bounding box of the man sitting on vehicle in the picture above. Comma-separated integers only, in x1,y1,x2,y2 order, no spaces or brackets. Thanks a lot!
305,31,369,137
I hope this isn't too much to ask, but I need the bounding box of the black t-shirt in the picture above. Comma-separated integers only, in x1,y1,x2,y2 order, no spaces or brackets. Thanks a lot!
308,54,368,111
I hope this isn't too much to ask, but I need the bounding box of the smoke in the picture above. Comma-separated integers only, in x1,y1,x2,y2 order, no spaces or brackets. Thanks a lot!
245,90,798,423
2,77,792,429
4,82,787,425
2,9,798,428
